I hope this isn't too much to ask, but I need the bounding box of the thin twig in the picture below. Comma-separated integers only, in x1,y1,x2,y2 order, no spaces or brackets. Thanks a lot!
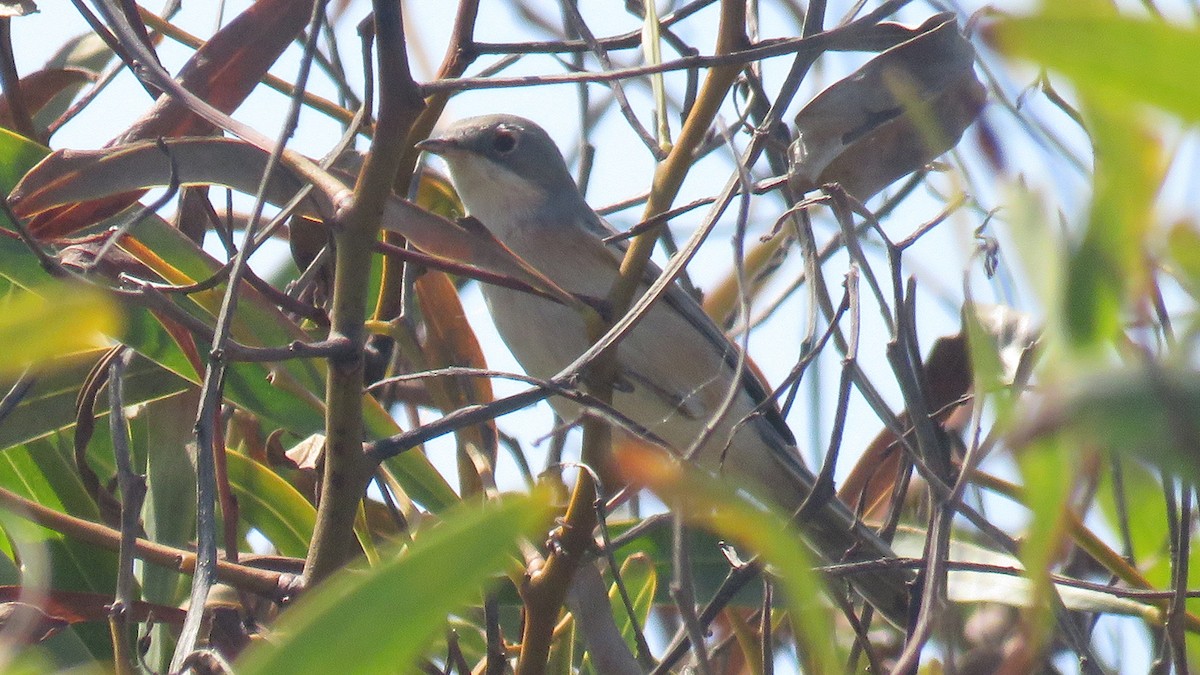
167,0,329,664
0,18,37,141
670,513,713,675
0,486,294,599
304,0,427,582
424,1,914,95
107,349,142,675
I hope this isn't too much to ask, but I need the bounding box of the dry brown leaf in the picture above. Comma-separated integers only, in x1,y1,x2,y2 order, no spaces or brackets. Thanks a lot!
11,137,581,309
0,67,94,133
414,270,497,495
0,1,35,17
790,13,986,201
838,331,973,520
26,0,313,239
0,586,187,629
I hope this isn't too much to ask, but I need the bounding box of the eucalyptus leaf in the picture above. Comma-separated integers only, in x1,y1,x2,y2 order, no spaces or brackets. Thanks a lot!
236,491,553,674
11,137,576,306
990,13,1200,122
0,282,122,377
1016,367,1200,484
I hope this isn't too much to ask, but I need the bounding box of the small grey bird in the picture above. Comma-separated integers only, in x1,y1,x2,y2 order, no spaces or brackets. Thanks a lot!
418,114,912,627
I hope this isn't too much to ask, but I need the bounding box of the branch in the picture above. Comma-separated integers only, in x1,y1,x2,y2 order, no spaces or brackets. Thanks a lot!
0,486,294,599
303,0,427,584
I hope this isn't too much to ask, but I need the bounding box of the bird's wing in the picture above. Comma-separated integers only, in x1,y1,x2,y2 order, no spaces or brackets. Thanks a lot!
587,211,798,449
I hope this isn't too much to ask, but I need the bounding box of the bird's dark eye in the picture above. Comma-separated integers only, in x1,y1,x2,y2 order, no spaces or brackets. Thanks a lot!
492,128,517,154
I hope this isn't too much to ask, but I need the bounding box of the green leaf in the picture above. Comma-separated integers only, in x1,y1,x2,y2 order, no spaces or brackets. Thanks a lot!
0,129,458,510
607,553,656,659
225,450,315,558
1094,458,1169,582
1031,367,1200,483
0,438,118,659
699,492,838,673
134,392,197,671
610,520,757,606
1063,103,1161,348
0,283,123,376
624,454,840,673
1062,239,1123,348
0,127,49,194
641,0,670,151
1015,436,1073,645
12,138,572,301
114,214,459,511
1166,222,1200,300
0,349,187,452
890,527,1158,620
236,491,554,674
990,14,1200,122
992,12,1173,349
0,212,457,513
0,438,118,592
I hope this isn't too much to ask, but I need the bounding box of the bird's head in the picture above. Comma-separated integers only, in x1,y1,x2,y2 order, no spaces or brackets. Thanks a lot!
417,115,583,236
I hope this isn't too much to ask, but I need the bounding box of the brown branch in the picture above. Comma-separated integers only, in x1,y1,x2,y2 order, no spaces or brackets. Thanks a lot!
515,472,597,675
0,486,294,599
303,0,427,584
0,18,37,141
114,279,353,363
420,1,914,96
107,350,141,675
472,0,714,55
372,0,480,324
373,238,568,307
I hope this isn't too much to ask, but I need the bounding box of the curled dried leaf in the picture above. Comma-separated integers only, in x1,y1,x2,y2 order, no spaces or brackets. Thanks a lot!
0,67,94,134
12,137,580,309
790,13,986,201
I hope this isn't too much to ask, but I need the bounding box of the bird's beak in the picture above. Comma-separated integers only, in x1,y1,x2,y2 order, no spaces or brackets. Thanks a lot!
414,136,460,156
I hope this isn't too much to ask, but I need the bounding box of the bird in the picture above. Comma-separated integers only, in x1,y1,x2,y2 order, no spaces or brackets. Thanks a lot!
416,114,912,627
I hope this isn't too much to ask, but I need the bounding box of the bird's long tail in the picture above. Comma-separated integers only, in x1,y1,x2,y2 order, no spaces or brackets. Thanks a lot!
783,472,914,630
722,433,914,629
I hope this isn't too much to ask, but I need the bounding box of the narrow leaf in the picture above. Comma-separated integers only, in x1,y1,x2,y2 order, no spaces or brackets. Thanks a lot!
0,283,122,376
990,14,1200,121
617,449,839,672
237,491,553,674
225,451,315,558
